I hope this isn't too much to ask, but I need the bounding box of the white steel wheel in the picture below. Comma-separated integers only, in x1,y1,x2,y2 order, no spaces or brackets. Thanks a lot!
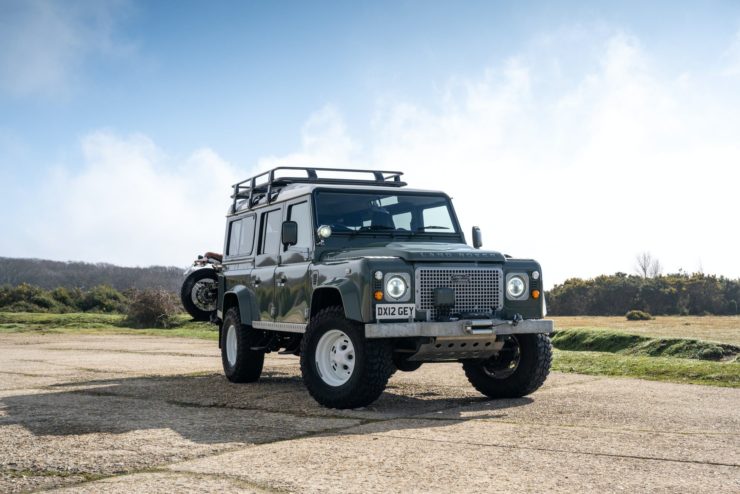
315,329,356,386
225,324,238,367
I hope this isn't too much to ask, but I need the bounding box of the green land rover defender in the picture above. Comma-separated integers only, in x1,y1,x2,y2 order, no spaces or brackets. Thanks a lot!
213,167,553,409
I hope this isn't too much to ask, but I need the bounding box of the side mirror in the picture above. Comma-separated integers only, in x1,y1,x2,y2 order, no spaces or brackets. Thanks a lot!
282,221,298,247
472,226,482,249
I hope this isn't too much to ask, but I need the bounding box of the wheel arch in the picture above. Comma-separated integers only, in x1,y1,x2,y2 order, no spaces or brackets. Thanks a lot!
220,285,258,348
310,282,362,321
223,285,258,324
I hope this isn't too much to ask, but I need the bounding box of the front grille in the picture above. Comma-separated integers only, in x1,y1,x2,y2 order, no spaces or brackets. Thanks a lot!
415,267,503,321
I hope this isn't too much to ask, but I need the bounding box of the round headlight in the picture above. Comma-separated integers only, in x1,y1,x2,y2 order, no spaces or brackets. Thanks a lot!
385,276,407,300
507,276,526,298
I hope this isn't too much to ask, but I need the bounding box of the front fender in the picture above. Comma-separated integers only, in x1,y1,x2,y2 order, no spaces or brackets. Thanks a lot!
314,278,364,322
222,284,258,326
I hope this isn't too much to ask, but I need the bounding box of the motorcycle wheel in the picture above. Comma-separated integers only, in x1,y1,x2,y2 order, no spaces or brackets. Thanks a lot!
181,268,218,321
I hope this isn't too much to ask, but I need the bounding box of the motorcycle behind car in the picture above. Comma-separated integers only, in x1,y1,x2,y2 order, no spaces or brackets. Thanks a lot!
180,252,221,321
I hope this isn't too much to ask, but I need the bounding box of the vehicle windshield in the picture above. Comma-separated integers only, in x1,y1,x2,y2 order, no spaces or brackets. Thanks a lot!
314,191,459,235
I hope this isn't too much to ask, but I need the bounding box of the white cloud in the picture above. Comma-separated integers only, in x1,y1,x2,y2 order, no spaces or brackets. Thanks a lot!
256,105,360,170
722,29,740,76
13,131,245,267
258,32,740,287
0,0,134,97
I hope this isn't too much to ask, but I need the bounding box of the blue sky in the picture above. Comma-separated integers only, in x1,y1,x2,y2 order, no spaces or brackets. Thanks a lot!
1,0,739,286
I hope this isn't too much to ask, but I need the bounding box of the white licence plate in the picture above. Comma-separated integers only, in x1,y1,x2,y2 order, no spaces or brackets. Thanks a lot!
375,304,415,320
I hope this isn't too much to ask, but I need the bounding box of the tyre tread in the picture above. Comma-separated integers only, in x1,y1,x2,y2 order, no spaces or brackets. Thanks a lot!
463,333,552,398
301,306,393,409
221,306,264,383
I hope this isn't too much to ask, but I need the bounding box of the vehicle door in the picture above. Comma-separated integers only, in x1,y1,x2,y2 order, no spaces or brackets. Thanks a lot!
252,206,283,321
221,213,256,309
275,198,313,324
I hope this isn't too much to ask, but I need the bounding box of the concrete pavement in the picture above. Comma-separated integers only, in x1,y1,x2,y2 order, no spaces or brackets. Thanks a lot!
0,332,737,493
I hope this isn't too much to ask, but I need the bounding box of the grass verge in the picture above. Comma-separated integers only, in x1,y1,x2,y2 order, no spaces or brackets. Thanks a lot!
550,328,739,388
552,328,739,361
553,350,740,388
0,312,218,341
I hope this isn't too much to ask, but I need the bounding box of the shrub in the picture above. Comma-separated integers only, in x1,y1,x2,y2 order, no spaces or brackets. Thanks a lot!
124,288,181,328
626,309,653,321
79,285,126,313
0,283,68,312
3,300,47,312
49,287,75,308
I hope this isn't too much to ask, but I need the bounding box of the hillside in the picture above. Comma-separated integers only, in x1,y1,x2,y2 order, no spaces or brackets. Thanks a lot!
0,257,184,292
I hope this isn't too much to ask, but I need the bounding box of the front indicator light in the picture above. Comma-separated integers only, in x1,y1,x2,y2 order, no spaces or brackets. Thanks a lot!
374,290,383,301
532,290,540,299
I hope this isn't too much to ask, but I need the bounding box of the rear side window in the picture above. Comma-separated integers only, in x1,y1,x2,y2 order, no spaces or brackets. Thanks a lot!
261,209,282,255
238,216,255,255
227,220,242,256
287,201,312,250
226,215,255,257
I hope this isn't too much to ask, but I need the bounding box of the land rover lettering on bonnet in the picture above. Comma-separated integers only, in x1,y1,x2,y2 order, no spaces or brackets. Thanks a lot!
212,167,553,409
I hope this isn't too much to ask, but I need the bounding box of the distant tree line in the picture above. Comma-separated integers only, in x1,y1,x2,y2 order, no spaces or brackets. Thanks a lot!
546,273,740,316
0,257,183,292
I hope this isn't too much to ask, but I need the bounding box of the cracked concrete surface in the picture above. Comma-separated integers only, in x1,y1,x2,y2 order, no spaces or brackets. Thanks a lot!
0,332,738,493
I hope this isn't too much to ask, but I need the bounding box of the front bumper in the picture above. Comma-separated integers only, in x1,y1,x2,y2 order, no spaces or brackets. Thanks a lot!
364,318,554,339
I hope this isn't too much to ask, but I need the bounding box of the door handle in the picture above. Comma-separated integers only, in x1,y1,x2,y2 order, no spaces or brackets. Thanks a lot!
277,275,288,287
253,277,261,286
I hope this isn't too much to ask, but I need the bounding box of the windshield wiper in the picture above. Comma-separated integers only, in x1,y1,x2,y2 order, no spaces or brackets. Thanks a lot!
349,225,398,237
415,226,451,231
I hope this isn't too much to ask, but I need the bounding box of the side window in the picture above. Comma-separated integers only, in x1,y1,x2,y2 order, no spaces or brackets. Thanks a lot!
287,201,312,250
261,209,282,255
227,219,242,256
226,215,255,257
238,216,255,255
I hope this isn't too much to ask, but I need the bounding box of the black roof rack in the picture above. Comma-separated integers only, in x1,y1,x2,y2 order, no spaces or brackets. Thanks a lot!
230,166,406,212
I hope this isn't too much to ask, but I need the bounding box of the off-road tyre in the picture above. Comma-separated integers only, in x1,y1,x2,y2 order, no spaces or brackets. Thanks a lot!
392,353,423,372
463,333,552,398
221,306,264,383
181,268,218,321
300,306,394,409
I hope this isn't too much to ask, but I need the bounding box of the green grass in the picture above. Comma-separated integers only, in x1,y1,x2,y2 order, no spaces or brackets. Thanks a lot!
0,312,218,340
553,350,740,388
552,328,739,361
550,328,739,387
